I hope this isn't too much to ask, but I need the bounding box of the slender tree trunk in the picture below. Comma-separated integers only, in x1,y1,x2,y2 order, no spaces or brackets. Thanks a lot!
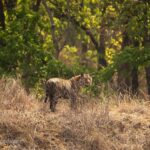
97,23,107,69
80,40,88,66
143,0,150,96
131,40,139,95
97,6,107,69
0,0,5,30
33,0,42,11
97,47,107,69
145,67,150,95
0,0,5,48
131,67,139,94
42,0,60,59
117,31,131,93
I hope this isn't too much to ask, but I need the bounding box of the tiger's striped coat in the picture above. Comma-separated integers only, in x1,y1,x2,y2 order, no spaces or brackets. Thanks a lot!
44,74,92,112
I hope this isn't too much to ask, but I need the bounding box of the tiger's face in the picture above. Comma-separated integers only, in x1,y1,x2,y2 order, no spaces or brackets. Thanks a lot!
79,74,92,86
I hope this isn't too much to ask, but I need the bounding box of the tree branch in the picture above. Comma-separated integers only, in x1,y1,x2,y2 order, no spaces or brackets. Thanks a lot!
49,1,99,50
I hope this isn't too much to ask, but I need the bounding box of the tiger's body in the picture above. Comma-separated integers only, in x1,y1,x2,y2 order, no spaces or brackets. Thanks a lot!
44,74,92,112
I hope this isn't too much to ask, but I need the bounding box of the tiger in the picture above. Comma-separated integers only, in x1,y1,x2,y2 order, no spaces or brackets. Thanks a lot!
44,74,92,112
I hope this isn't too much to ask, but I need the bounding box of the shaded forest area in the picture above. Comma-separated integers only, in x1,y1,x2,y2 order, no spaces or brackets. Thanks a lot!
0,0,150,97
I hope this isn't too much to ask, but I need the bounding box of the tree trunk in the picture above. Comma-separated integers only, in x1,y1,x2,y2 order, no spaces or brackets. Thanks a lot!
0,0,5,30
97,23,107,69
130,40,139,95
42,0,60,59
97,46,107,69
80,40,88,66
145,67,150,95
117,31,131,93
32,0,42,12
117,63,131,93
131,67,139,94
143,0,150,96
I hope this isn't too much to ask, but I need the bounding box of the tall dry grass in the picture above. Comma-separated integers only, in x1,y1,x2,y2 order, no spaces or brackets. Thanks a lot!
0,78,150,150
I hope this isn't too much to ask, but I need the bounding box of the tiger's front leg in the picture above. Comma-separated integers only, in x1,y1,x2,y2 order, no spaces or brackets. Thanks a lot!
50,96,59,112
44,95,48,103
50,100,56,112
44,88,49,103
70,92,77,110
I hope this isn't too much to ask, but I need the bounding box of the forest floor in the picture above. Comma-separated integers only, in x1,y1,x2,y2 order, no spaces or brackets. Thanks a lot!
0,78,150,150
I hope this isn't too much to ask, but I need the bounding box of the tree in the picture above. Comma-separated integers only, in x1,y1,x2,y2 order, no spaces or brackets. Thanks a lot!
43,0,109,68
0,0,5,30
42,0,66,58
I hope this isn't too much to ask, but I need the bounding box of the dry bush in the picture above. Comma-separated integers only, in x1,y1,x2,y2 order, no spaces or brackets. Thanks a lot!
0,78,39,111
58,103,118,150
56,94,150,150
0,78,150,150
0,78,45,149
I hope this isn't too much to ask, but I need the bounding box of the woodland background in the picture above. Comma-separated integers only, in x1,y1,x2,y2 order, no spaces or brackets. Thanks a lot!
0,0,150,97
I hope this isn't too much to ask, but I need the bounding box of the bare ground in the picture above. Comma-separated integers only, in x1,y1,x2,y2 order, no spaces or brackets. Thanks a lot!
0,78,150,150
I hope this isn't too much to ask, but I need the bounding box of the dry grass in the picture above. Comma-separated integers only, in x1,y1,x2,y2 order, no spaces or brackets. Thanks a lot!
0,78,150,150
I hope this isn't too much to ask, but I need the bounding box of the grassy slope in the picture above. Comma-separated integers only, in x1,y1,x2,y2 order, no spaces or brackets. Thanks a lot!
0,78,150,150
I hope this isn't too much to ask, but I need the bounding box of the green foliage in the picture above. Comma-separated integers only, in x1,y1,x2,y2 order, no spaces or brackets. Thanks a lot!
114,47,150,68
0,0,149,97
98,46,150,83
0,0,49,88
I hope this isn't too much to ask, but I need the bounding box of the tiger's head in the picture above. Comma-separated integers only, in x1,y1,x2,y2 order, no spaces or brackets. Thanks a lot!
80,74,92,86
70,74,92,88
